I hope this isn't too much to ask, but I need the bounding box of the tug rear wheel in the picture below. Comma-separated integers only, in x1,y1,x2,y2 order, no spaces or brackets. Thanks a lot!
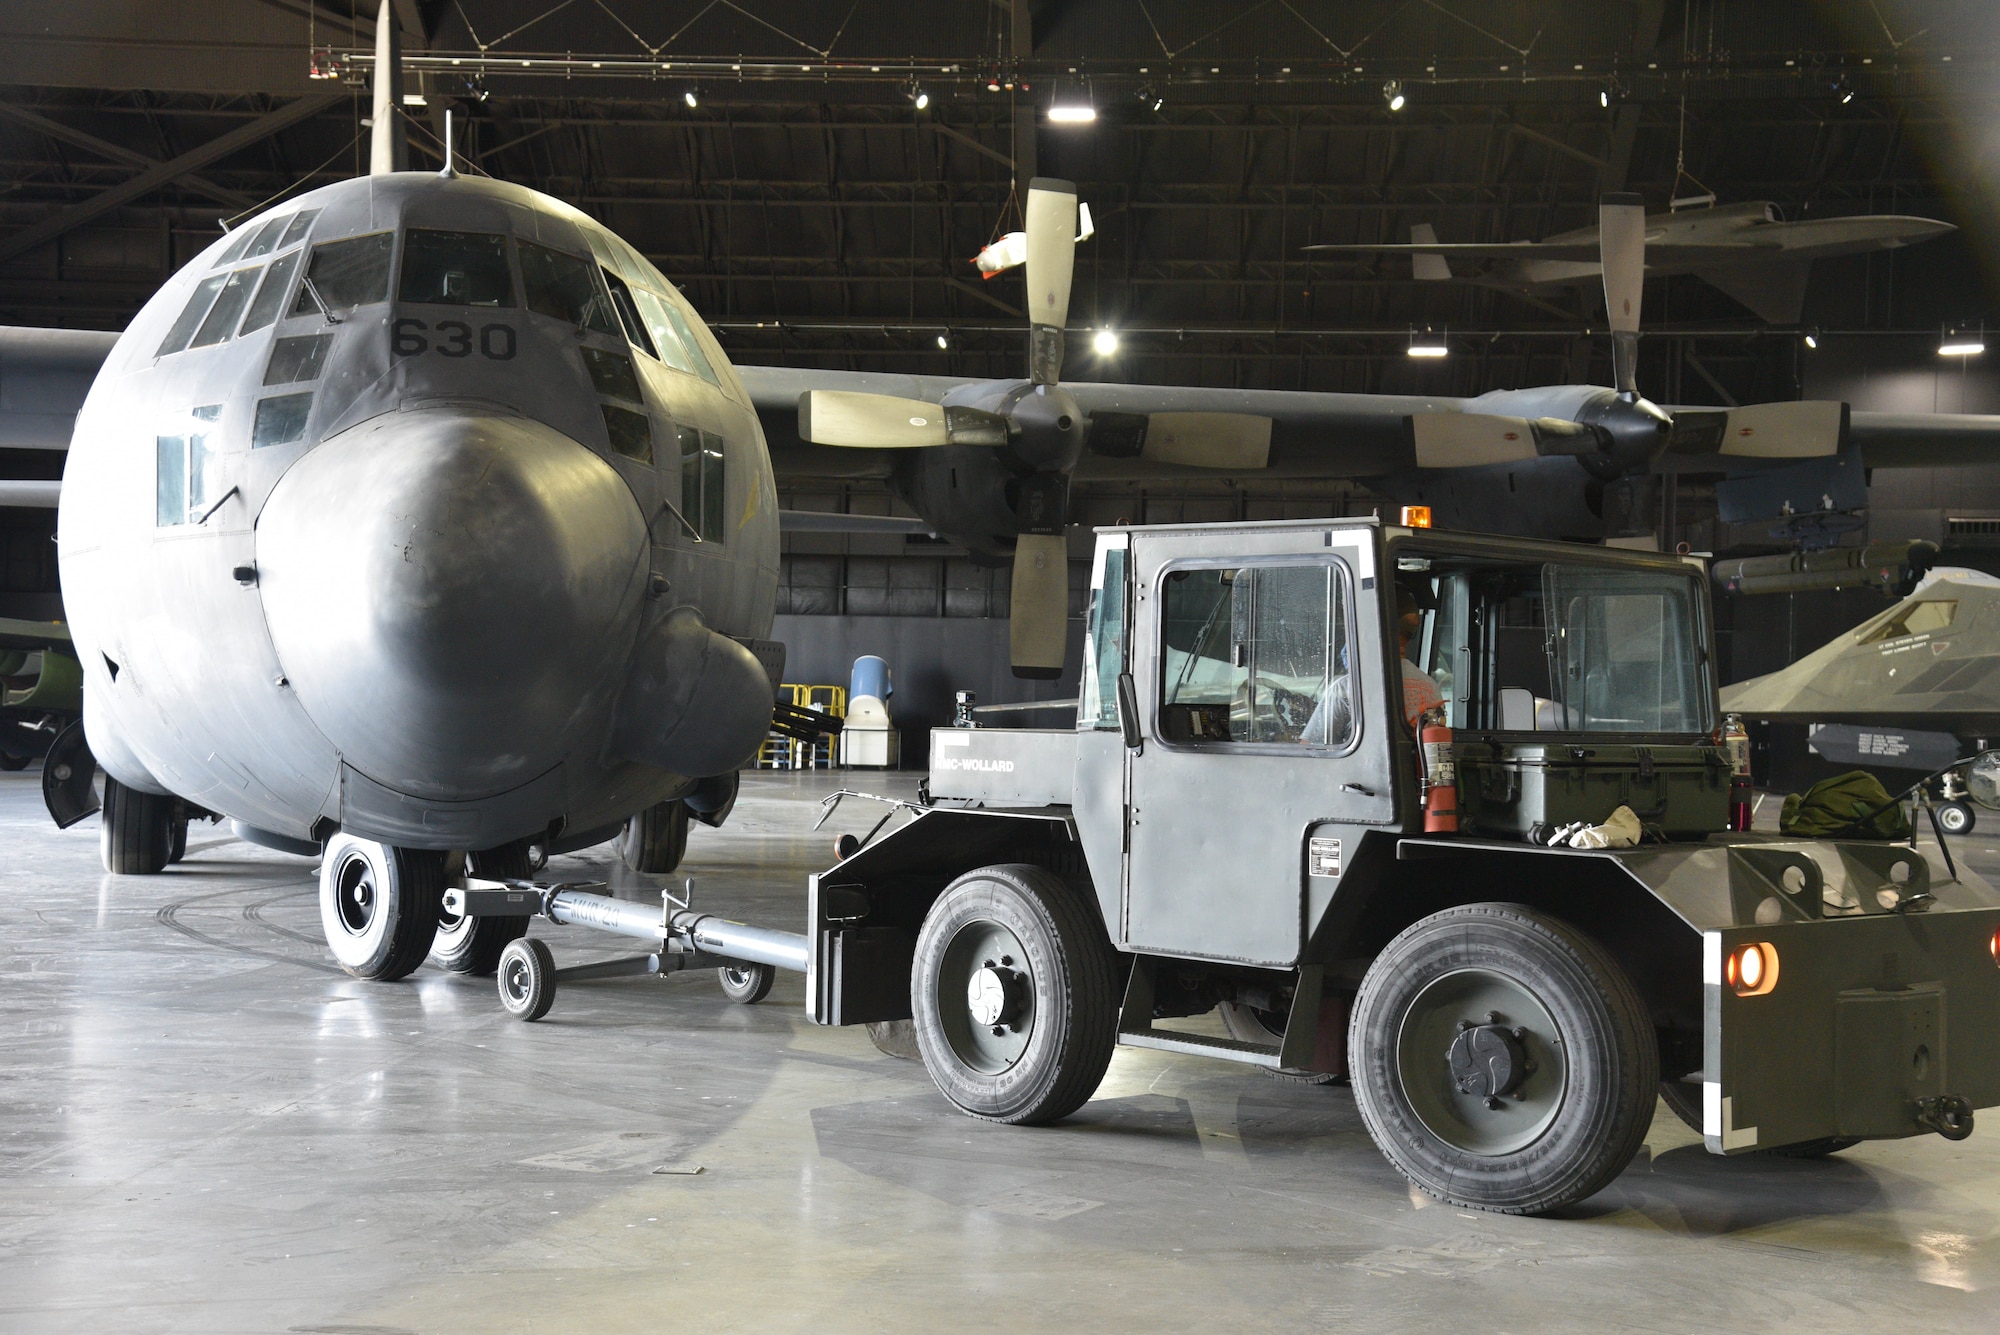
1351,903,1657,1215
911,864,1118,1125
318,835,446,981
431,840,533,976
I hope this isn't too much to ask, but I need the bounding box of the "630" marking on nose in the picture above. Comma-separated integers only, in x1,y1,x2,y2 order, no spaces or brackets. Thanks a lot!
392,318,517,360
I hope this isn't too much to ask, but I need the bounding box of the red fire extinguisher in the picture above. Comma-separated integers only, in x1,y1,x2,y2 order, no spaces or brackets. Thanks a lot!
1419,709,1458,834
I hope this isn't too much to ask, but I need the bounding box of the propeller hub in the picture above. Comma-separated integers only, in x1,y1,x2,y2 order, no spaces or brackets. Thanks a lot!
1578,391,1673,476
1004,383,1087,474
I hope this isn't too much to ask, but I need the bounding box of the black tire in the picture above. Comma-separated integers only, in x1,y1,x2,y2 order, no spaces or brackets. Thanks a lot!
166,805,189,865
1659,1078,1859,1158
100,775,175,875
1218,1000,1344,1085
866,1019,922,1060
498,937,556,1021
616,799,691,874
911,863,1118,1125
1350,902,1658,1215
0,752,28,771
717,961,775,1004
1937,800,1976,836
317,835,446,981
430,840,533,976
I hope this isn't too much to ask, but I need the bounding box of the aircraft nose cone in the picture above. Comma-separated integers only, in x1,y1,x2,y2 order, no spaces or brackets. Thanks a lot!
258,409,648,799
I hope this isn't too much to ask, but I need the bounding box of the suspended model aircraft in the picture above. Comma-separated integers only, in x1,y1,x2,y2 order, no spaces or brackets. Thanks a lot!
1303,200,1955,323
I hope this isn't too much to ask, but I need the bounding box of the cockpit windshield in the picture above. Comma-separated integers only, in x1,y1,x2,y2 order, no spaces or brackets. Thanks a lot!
399,229,515,307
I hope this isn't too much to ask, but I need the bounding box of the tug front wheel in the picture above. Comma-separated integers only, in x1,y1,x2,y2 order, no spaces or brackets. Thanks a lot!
911,864,1118,1125
1350,903,1657,1215
318,835,446,981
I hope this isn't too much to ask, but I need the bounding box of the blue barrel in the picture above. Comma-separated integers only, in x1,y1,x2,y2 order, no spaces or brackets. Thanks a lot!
849,655,891,702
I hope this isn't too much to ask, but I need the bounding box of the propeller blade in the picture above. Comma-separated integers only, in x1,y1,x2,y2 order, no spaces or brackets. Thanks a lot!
1409,413,1600,468
1009,533,1070,679
1717,401,1849,458
797,391,1008,449
1600,192,1646,394
1025,178,1080,385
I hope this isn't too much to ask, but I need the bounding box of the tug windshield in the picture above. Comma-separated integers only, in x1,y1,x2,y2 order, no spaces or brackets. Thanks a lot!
1400,551,1710,736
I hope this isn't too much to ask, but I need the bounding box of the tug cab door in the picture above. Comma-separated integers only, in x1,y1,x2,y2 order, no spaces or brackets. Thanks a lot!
1119,526,1398,966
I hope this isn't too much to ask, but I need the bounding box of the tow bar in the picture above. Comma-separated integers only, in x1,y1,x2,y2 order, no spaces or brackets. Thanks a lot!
445,876,809,1022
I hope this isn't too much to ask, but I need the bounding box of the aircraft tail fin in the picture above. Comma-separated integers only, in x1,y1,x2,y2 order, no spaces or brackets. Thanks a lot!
1410,224,1451,281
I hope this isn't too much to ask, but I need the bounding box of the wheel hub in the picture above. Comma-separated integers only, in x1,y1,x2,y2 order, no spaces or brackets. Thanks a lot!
1447,1017,1531,1101
335,857,377,936
967,961,1026,1029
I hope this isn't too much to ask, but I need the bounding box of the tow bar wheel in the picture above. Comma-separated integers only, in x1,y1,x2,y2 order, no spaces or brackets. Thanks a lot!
498,937,556,1021
1350,902,1657,1215
317,834,446,981
911,864,1118,1125
717,961,775,1004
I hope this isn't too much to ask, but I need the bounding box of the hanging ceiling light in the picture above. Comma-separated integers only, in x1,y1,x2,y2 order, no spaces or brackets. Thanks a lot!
683,87,700,108
935,332,950,350
1092,328,1120,356
1137,84,1164,113
1408,326,1448,358
1940,323,1986,357
909,84,930,111
1049,100,1096,124
1803,327,1820,350
1383,79,1406,112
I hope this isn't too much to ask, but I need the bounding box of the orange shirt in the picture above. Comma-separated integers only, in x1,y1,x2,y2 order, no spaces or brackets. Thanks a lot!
1402,659,1444,729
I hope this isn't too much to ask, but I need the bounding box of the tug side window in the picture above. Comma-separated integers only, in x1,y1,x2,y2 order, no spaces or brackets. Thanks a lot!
1078,541,1127,731
1157,562,1350,748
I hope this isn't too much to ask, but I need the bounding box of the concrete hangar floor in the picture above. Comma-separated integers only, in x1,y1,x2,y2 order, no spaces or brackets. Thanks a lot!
4,770,1998,1334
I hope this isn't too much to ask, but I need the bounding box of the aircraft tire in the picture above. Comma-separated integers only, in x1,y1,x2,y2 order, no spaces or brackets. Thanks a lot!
0,752,27,771
616,798,690,874
910,863,1118,1125
100,775,174,875
1350,903,1656,1216
1937,800,1976,836
431,840,533,976
318,835,446,981
166,803,189,864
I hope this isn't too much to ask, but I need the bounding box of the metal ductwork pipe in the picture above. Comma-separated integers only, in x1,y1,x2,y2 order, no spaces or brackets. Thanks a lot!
1711,540,1938,597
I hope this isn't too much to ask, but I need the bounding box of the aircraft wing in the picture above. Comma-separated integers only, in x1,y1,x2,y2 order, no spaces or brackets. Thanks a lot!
736,363,1457,480
0,327,119,450
0,616,71,653
1848,413,2000,468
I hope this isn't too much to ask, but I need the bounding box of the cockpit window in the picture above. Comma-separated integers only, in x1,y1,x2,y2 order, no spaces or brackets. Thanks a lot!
212,226,258,268
629,288,695,375
655,296,719,386
292,232,393,316
240,213,292,260
1860,599,1956,643
189,266,261,348
399,229,516,307
518,240,619,334
278,209,320,249
237,250,301,336
157,273,228,356
598,268,658,359
581,347,641,403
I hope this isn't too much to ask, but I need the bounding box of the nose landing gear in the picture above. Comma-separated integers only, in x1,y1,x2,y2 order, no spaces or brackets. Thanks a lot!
317,834,446,980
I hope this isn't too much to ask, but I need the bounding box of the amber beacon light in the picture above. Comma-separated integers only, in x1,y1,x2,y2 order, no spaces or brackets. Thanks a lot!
1400,505,1433,529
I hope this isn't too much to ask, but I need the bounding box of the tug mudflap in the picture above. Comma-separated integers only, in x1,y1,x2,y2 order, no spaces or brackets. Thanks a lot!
1610,833,2000,1154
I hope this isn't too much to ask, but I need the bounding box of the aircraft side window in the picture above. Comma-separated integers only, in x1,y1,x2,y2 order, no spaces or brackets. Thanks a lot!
238,251,302,336
399,229,516,307
157,273,229,356
277,208,321,249
580,347,642,404
598,269,659,360
252,393,313,449
154,406,221,527
601,405,653,464
264,334,332,386
517,240,620,334
657,299,720,386
629,287,695,375
189,266,262,349
240,213,292,261
677,425,727,543
291,232,393,316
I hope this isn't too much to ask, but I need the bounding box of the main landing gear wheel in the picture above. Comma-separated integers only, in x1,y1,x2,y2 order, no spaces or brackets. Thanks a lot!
1658,1077,1860,1159
100,775,175,875
1937,800,1976,836
318,834,446,981
1350,903,1658,1215
911,863,1118,1125
717,961,775,1004
616,798,690,874
498,937,556,1021
431,840,533,976
0,751,27,771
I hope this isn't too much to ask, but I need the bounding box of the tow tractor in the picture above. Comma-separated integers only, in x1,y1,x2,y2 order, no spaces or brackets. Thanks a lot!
465,518,2000,1216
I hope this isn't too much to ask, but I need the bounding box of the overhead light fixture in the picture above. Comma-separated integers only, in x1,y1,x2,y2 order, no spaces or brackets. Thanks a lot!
909,84,930,111
1137,84,1164,112
1408,326,1448,358
1940,323,1985,357
1803,327,1820,350
1048,102,1096,124
1600,88,1611,108
1383,79,1405,112
935,332,950,350
683,88,700,108
1092,328,1120,356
